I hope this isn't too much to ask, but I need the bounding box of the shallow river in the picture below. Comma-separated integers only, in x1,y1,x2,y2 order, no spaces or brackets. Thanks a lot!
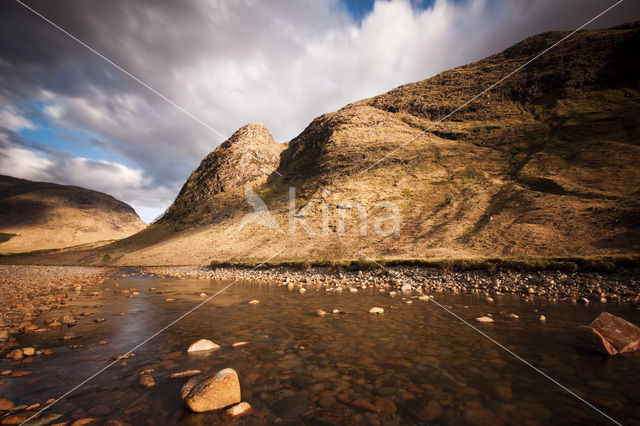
2,276,640,425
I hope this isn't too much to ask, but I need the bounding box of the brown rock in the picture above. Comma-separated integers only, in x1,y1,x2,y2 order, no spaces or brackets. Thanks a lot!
11,371,33,377
225,402,252,417
352,398,378,412
5,349,22,361
171,370,202,379
375,397,397,414
70,418,97,425
139,374,155,388
0,412,32,425
575,312,640,355
0,398,14,410
181,368,241,412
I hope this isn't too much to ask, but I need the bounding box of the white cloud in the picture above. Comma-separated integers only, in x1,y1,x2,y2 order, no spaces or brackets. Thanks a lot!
0,133,172,222
0,107,36,132
0,146,52,181
1,0,639,217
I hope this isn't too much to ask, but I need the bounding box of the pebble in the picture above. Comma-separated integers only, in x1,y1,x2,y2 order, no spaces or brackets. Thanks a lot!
139,374,155,388
6,349,23,360
171,370,202,379
199,293,207,297
475,316,494,323
0,398,14,410
352,398,378,412
298,288,307,294
506,314,519,319
226,401,252,417
539,315,547,321
316,310,327,317
187,339,221,353
231,341,249,348
369,307,384,314
248,299,260,304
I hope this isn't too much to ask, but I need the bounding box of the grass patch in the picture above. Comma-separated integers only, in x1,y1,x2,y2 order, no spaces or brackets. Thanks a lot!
402,188,414,198
209,255,640,274
453,165,479,182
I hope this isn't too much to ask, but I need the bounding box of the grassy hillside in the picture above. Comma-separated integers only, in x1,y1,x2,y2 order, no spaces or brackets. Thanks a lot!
7,23,639,266
0,175,147,254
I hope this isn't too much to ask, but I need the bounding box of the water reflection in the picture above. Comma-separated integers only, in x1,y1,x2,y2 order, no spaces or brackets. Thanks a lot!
2,277,639,425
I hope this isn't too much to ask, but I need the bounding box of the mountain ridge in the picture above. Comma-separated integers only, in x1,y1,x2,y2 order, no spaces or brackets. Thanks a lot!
0,175,146,254
4,22,639,265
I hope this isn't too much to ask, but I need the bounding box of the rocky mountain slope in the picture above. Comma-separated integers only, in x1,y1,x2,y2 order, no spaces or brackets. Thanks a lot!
0,175,146,253
9,22,640,265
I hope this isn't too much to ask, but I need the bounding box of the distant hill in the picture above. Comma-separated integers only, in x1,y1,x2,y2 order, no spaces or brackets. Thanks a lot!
7,22,640,265
0,175,146,254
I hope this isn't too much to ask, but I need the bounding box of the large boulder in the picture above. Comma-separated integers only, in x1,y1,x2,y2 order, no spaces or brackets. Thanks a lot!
180,368,241,412
575,312,640,355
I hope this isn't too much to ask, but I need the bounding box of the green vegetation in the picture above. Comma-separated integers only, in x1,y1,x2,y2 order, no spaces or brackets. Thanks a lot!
454,165,479,182
209,255,640,274
402,188,414,198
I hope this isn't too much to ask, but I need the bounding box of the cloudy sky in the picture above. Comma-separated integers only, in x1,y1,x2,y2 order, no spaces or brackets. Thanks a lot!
1,0,638,222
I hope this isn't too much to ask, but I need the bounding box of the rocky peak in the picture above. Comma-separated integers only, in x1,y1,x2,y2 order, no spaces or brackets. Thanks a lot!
163,123,285,221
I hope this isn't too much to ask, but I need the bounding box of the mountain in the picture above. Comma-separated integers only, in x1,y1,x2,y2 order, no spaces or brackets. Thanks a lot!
0,175,146,254
9,22,640,265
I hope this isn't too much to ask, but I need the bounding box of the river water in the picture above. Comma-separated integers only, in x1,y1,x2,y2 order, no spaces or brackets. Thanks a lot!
2,276,640,425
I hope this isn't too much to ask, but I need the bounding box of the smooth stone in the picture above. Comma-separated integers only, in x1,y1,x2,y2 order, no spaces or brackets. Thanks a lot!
375,398,396,414
352,398,378,412
311,369,337,380
506,314,519,319
171,370,202,379
181,368,241,412
248,300,260,305
538,315,546,321
475,316,494,323
318,395,336,407
22,347,35,356
226,402,252,417
187,339,220,353
0,398,14,410
369,307,384,314
231,341,249,348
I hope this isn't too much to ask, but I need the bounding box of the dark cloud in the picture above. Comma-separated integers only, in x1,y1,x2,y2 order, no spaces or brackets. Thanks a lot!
0,0,639,221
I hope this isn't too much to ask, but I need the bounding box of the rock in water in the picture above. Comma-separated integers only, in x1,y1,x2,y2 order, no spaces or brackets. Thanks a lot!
226,402,252,417
187,339,221,353
369,307,384,314
0,397,14,410
139,374,155,388
475,316,494,323
576,312,640,355
181,368,241,412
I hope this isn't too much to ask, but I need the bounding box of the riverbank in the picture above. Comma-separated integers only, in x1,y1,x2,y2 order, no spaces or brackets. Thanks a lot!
142,263,640,305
